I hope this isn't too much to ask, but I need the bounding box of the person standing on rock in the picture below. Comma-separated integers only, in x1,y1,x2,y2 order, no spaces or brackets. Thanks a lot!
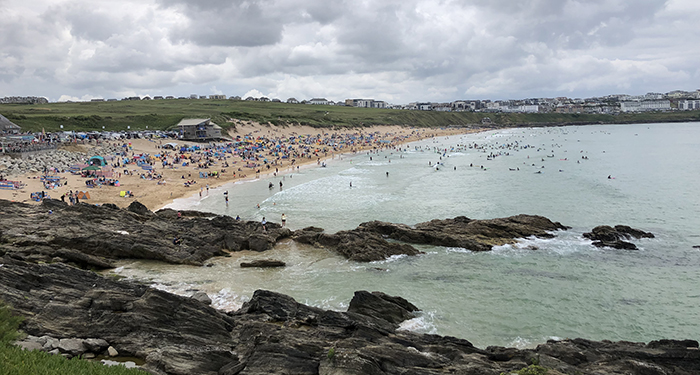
281,213,287,227
261,217,267,232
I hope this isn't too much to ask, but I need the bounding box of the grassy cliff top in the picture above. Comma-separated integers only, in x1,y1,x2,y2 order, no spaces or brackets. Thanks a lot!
1,99,699,133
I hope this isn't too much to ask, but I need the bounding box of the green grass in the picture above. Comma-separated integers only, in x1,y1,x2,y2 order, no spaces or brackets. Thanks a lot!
0,301,146,374
2,99,698,133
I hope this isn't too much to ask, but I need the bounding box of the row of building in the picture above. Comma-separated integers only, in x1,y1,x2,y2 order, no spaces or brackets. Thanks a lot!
5,89,700,114
0,96,49,105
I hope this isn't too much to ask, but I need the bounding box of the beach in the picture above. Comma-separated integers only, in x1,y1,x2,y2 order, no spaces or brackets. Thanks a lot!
0,123,473,211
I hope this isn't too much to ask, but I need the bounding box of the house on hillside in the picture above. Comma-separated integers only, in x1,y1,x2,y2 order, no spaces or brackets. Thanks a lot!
309,98,328,105
175,119,223,141
0,114,21,134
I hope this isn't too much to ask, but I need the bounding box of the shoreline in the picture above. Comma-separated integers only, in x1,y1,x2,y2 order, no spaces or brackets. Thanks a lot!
0,124,479,211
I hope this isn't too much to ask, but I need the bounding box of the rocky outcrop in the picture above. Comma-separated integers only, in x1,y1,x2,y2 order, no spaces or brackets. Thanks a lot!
1,257,698,375
0,199,291,267
294,215,569,261
0,200,572,265
584,225,655,250
294,226,423,262
361,214,569,249
240,259,286,268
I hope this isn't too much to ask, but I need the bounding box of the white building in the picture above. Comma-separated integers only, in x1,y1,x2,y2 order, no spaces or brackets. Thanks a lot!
620,100,671,112
678,100,700,110
309,98,329,105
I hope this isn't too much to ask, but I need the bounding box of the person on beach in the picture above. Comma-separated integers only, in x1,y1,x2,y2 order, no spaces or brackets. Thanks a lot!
281,213,287,227
261,217,267,232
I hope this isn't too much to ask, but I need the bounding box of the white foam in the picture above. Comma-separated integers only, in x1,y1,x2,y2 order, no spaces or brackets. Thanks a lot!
398,311,438,334
370,254,408,264
210,288,248,312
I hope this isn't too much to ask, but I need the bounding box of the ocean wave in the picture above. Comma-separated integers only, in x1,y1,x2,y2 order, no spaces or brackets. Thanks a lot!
398,310,438,335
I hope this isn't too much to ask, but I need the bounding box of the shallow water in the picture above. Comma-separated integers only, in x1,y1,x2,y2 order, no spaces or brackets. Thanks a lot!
112,122,700,348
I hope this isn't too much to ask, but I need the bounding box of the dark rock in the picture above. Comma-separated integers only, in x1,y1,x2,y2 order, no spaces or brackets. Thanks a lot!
1,258,699,375
347,291,419,326
592,240,638,250
102,203,119,210
0,199,292,268
127,201,154,217
584,225,654,250
361,214,569,251
294,214,569,261
191,291,212,305
41,199,68,210
240,259,286,268
584,225,654,242
294,228,422,262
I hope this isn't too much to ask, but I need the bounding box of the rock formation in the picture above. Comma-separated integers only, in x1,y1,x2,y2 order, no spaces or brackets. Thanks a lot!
240,259,286,268
1,200,572,266
1,257,698,375
0,199,292,268
583,225,655,250
295,214,569,259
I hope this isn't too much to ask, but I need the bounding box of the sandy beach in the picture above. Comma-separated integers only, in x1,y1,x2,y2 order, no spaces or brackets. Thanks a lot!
0,124,478,211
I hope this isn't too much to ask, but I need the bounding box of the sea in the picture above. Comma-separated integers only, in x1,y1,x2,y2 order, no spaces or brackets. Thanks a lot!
111,122,700,349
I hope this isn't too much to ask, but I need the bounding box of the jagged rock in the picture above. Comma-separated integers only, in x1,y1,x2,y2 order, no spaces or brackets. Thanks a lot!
294,228,422,262
83,338,110,352
0,199,292,267
127,201,154,217
361,214,569,250
584,225,654,250
293,215,568,261
240,259,286,268
1,258,699,375
593,240,639,250
42,336,60,350
347,291,419,326
191,291,212,305
58,338,87,356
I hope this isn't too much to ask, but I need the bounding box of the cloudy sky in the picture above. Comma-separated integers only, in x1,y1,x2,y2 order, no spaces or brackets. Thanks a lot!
1,0,698,103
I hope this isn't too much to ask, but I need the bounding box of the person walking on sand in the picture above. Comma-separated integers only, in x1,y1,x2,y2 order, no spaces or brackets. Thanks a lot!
281,213,287,227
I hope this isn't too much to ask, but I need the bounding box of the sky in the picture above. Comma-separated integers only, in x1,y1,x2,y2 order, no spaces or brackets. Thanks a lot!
1,0,699,104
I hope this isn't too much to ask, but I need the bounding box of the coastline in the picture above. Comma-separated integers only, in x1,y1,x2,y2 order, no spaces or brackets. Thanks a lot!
0,124,479,211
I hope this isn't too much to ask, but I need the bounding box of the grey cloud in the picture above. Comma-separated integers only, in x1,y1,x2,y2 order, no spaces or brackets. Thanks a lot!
57,4,126,41
158,0,286,47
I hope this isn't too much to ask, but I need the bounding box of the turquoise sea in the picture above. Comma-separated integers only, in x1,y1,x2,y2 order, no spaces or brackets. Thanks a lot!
113,122,700,348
